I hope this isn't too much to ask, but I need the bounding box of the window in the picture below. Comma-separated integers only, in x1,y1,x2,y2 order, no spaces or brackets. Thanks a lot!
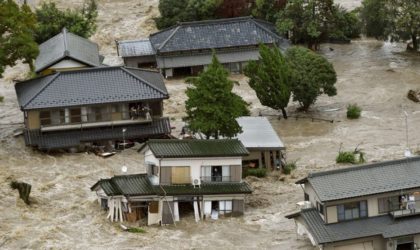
304,193,309,201
40,111,51,126
219,200,232,215
171,166,190,184
147,164,158,176
149,201,159,213
70,108,81,123
201,165,230,182
378,196,400,214
337,201,368,221
317,202,324,215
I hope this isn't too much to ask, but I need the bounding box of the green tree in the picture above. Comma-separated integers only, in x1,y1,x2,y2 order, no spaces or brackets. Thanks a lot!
251,0,281,23
155,0,222,29
330,6,362,41
0,0,39,77
359,0,389,39
286,46,337,111
34,0,97,44
244,44,290,119
185,54,249,139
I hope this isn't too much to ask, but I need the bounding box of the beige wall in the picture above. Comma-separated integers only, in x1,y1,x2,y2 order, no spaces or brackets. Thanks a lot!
368,196,378,217
323,236,385,250
26,110,40,129
304,182,322,209
326,206,338,223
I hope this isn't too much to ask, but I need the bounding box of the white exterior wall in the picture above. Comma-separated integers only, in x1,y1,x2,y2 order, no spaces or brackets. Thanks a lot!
144,149,242,185
49,59,87,70
326,206,338,223
147,199,163,226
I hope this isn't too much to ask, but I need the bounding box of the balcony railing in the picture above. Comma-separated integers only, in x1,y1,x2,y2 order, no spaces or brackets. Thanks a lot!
389,200,420,219
201,176,232,183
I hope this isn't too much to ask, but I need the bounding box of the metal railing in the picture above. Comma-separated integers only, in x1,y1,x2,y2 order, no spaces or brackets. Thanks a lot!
200,176,232,182
389,200,420,218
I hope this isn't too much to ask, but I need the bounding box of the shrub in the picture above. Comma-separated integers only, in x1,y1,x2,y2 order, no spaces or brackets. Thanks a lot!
0,96,3,102
244,168,267,178
336,151,356,164
347,104,362,119
127,227,146,233
283,162,297,175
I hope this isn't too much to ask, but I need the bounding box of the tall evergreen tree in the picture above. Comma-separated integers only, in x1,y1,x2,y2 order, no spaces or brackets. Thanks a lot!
0,0,39,77
244,44,290,119
185,54,249,139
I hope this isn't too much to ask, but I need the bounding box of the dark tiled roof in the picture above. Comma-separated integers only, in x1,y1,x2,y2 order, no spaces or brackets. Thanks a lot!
24,118,171,150
296,208,420,244
35,28,101,73
158,182,253,196
92,173,252,196
15,66,168,110
118,39,156,57
147,139,249,158
149,16,289,53
298,157,420,202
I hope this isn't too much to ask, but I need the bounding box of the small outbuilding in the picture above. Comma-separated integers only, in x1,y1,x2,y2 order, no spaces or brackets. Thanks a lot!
236,116,285,170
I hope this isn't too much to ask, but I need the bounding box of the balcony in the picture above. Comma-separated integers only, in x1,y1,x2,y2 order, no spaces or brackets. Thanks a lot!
201,176,232,183
390,200,420,219
40,110,152,132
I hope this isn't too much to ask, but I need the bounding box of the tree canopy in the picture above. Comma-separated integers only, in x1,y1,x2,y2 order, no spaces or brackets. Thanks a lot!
185,54,249,139
155,0,222,29
360,0,420,51
34,0,97,44
0,0,39,77
285,46,337,111
244,44,291,119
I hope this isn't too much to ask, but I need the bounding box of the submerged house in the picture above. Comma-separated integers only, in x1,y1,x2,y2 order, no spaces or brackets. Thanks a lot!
35,28,103,76
286,157,420,250
117,16,289,77
15,67,171,150
91,139,253,225
236,116,285,170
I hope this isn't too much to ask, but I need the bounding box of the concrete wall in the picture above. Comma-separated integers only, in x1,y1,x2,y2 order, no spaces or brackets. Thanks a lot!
323,236,385,250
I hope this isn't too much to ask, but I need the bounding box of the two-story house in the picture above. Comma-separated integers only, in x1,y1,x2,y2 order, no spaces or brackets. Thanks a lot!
15,66,171,151
35,28,103,76
91,139,253,225
286,157,420,250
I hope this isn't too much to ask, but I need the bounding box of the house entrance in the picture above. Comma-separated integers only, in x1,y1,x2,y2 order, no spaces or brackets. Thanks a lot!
396,242,414,250
178,201,194,218
173,67,192,77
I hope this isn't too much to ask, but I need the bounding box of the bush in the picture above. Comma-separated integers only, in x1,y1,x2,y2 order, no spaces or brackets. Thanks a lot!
336,151,356,164
127,227,146,233
347,104,362,119
0,96,4,102
244,168,267,178
283,162,297,175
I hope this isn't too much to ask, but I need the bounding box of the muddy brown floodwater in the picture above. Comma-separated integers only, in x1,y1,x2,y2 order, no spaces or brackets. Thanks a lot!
1,0,420,249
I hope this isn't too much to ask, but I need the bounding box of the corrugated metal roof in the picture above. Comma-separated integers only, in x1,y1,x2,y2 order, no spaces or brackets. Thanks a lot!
24,118,171,150
295,208,420,244
300,157,420,202
118,39,156,57
235,116,285,150
149,16,289,53
15,66,168,110
92,174,252,196
147,139,249,158
35,28,101,73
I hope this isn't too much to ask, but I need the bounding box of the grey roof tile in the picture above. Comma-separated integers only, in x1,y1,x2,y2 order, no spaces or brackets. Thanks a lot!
149,16,289,53
297,208,420,244
35,28,101,73
147,139,249,158
15,67,168,110
118,39,156,57
24,118,171,150
300,157,420,202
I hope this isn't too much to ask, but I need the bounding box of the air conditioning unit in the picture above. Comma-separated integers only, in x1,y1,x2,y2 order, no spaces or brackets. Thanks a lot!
193,178,201,188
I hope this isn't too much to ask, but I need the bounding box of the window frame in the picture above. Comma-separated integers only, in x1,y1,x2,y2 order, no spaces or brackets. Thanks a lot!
337,200,368,222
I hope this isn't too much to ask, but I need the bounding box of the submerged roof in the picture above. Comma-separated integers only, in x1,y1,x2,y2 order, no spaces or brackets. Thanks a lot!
35,28,101,73
236,116,285,150
146,139,249,158
297,156,420,202
91,173,252,196
149,16,289,53
292,208,420,244
15,67,168,110
118,39,156,57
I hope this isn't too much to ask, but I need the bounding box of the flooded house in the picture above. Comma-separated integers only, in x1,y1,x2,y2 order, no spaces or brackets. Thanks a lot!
14,66,171,151
91,139,253,225
286,157,420,250
116,16,289,77
34,28,103,76
236,116,285,171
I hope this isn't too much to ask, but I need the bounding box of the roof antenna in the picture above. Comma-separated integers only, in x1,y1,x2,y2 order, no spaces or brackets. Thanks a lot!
404,111,412,158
